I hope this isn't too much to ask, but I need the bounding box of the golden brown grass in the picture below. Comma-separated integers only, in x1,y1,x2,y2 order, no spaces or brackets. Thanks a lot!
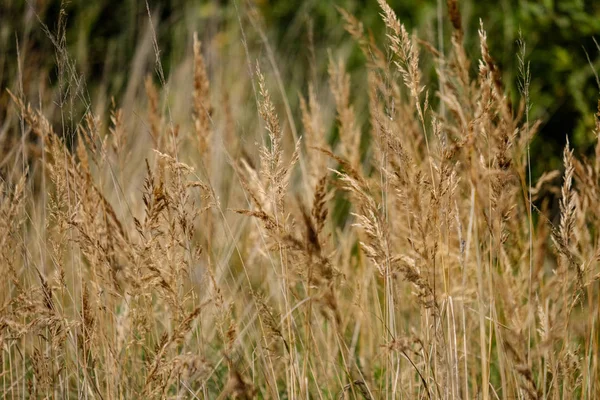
1,1,599,398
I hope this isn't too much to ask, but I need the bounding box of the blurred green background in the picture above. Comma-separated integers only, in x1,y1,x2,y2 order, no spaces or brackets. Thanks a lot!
1,0,600,178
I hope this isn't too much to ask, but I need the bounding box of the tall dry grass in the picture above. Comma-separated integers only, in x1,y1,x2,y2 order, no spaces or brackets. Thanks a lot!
1,1,599,398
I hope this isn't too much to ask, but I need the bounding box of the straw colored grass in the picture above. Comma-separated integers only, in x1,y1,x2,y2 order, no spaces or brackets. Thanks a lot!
1,1,599,398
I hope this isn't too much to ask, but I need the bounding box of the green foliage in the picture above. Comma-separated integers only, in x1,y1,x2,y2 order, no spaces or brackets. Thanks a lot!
473,0,600,175
259,0,600,178
1,0,599,176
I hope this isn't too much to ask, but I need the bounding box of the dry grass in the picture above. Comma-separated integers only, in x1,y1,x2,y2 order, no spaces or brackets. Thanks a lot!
1,1,599,399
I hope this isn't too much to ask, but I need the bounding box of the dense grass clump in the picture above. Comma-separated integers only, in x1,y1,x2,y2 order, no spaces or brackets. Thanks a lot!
1,1,599,398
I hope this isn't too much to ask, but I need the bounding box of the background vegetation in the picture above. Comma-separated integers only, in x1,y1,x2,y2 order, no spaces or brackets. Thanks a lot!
1,0,600,398
2,0,600,175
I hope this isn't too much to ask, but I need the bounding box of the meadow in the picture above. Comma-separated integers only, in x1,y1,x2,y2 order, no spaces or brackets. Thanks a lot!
1,0,599,398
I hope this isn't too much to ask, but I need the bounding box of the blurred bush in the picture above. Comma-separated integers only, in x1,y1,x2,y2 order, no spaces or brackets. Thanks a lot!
258,0,600,177
1,0,599,177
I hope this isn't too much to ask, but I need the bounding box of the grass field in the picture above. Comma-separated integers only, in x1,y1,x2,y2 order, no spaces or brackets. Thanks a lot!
1,0,599,398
